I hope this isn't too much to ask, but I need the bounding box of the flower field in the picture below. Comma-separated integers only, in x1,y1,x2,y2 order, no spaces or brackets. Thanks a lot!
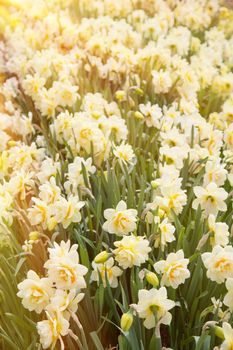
1,0,233,349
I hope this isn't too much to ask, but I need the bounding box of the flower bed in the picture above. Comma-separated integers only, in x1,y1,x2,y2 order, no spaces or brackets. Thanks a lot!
1,1,233,349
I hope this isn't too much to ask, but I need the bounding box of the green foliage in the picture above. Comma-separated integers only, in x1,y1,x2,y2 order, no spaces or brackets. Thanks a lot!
0,230,38,350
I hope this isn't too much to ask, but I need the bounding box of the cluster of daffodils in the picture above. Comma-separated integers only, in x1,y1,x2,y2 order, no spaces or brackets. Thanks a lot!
17,240,87,349
28,175,85,231
1,0,233,349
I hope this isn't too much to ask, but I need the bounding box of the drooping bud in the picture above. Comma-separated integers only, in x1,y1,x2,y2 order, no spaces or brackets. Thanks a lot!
94,251,110,264
120,313,133,332
47,217,58,231
29,231,40,241
214,326,224,340
115,90,126,102
134,87,143,96
134,111,144,120
146,272,159,288
151,180,159,189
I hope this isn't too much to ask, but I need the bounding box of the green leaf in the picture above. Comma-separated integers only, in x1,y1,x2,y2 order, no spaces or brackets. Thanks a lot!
90,332,105,350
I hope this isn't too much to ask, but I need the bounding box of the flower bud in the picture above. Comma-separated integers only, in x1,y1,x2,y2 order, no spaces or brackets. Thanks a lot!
151,180,159,189
158,208,166,218
214,326,224,339
190,37,200,52
92,111,101,120
134,111,144,120
94,251,110,264
8,140,17,147
29,231,40,241
146,272,159,288
145,211,154,224
115,90,126,102
47,217,58,231
134,87,143,96
120,313,133,332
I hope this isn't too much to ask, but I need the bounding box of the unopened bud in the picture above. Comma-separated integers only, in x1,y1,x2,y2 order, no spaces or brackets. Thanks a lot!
120,313,133,332
146,272,159,288
94,251,110,264
115,90,126,101
151,180,159,189
47,217,58,231
135,87,143,96
29,231,40,241
158,208,166,218
190,37,200,52
8,140,17,147
92,111,101,120
214,326,224,340
134,111,144,120
145,211,154,224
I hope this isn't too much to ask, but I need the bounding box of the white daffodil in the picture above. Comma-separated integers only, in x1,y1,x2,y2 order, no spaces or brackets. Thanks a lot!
113,142,135,164
38,177,61,204
6,169,35,200
208,214,229,247
193,182,228,216
133,287,175,329
202,245,233,283
103,200,137,235
37,158,60,183
223,278,233,311
64,156,96,194
28,197,50,228
203,158,227,186
154,250,190,289
37,308,70,350
152,70,173,94
52,195,85,229
153,179,187,216
113,234,151,269
155,217,176,250
220,322,233,350
17,270,53,314
44,240,88,290
91,257,122,288
139,102,163,128
47,240,79,261
50,289,85,319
